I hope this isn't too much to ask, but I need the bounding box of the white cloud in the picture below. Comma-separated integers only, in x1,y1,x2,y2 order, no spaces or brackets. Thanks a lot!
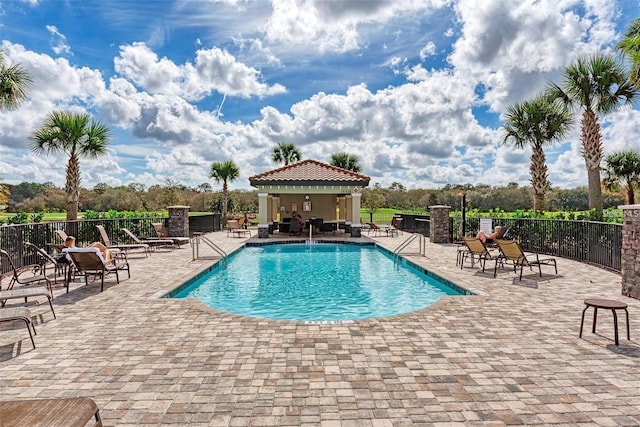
448,0,618,113
264,0,442,53
45,25,72,56
419,41,436,60
113,42,286,100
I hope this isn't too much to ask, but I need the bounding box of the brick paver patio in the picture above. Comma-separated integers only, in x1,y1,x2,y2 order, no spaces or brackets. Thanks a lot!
1,230,639,426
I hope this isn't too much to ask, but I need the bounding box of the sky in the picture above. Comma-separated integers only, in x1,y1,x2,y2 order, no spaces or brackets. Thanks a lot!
1,0,640,192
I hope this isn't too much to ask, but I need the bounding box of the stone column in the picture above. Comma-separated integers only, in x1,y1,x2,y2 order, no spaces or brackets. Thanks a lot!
428,205,451,243
167,205,190,237
258,193,269,238
621,204,640,299
350,192,362,237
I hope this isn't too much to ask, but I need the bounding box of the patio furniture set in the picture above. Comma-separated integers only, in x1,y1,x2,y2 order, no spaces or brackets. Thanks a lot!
458,234,631,347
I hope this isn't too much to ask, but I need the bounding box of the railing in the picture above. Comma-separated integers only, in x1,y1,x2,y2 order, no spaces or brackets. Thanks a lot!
190,214,221,234
0,214,221,274
450,217,622,273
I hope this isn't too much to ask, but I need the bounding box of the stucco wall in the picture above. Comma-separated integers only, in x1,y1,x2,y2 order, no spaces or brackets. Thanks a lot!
278,194,337,221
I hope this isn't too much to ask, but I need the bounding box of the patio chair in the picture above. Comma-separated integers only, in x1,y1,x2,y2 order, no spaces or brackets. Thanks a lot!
391,217,403,235
288,218,301,235
484,225,511,246
63,247,130,292
226,218,244,237
120,228,176,250
0,286,56,319
23,242,67,286
495,239,557,280
0,307,36,349
152,223,191,246
0,249,53,298
0,397,102,426
460,237,501,274
96,225,150,256
54,229,69,243
369,223,396,237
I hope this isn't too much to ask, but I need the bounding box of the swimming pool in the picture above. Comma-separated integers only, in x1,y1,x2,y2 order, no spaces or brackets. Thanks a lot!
169,243,467,321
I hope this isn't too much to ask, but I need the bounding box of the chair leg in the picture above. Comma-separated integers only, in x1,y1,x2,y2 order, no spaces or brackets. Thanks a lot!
46,296,56,319
21,317,36,349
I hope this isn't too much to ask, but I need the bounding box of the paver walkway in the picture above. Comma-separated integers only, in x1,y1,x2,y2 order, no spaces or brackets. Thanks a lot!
0,230,639,426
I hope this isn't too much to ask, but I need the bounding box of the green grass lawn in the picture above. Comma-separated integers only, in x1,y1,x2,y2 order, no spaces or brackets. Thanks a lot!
0,212,68,222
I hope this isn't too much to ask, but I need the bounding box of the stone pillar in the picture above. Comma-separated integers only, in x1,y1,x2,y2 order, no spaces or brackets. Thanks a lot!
428,205,450,243
621,204,640,299
350,192,362,237
258,193,269,238
167,205,190,237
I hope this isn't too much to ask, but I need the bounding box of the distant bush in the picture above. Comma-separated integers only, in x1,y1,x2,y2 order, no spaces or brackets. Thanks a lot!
83,209,164,220
7,212,29,224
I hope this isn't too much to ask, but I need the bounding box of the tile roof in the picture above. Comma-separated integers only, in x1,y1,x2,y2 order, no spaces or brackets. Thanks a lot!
249,159,370,186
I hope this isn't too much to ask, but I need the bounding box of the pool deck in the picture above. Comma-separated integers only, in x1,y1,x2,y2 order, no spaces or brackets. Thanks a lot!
1,230,639,426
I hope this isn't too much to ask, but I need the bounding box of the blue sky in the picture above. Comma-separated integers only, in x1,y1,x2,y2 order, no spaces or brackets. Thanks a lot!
1,0,640,191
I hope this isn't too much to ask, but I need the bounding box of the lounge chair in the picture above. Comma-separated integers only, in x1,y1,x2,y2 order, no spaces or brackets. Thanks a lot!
368,223,396,237
0,307,36,349
495,239,557,280
0,249,53,298
0,397,102,426
23,242,68,286
226,217,249,237
120,228,176,250
460,237,501,273
63,247,130,292
54,229,69,243
484,225,511,246
152,223,191,246
0,286,56,319
96,225,150,256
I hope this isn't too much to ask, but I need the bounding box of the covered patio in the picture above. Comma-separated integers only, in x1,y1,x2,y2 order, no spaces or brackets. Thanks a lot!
248,159,370,238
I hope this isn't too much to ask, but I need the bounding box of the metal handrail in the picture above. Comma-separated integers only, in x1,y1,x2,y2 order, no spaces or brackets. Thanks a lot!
192,235,227,266
393,233,425,263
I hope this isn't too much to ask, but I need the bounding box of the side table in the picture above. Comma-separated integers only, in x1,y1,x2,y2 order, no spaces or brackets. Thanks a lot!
580,298,630,346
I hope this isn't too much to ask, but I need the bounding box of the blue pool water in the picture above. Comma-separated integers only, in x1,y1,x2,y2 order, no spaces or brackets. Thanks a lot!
171,243,465,321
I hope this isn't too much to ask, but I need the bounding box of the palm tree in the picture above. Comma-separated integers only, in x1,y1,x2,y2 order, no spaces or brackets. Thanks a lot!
29,111,111,220
0,51,33,111
0,180,8,207
330,152,362,173
547,53,637,216
603,150,640,204
502,95,572,213
616,18,640,86
272,142,302,165
209,160,240,223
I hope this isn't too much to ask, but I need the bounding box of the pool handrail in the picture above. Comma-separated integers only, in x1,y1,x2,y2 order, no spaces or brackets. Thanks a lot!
393,233,426,263
191,235,227,266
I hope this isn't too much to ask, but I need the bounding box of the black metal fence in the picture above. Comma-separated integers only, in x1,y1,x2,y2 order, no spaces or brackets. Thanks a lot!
450,217,622,272
0,214,221,275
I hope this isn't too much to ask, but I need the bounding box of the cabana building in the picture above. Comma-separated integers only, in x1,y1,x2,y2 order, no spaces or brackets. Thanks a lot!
249,159,370,238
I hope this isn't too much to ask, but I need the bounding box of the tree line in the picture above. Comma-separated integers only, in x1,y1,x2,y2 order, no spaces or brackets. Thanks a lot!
1,179,629,223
